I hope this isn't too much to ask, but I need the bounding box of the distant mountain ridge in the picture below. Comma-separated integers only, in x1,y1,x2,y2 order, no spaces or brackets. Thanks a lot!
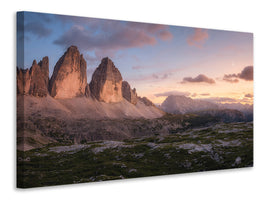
160,95,253,122
161,95,219,114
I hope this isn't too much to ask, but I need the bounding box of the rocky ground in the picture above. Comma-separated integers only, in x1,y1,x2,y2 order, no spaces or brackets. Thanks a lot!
17,121,253,188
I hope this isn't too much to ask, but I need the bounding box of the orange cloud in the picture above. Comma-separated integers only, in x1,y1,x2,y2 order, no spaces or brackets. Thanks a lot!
187,28,209,47
158,30,173,41
244,93,253,98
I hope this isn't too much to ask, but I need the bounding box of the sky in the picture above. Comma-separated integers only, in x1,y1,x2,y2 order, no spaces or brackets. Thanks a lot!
17,11,253,105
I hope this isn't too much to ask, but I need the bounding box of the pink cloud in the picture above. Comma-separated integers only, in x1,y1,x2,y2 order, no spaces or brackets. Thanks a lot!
132,65,145,70
181,74,215,84
201,97,239,103
54,25,157,52
200,93,210,96
223,66,253,83
239,66,253,81
54,19,172,54
223,74,239,83
158,30,173,40
127,22,167,34
187,28,209,47
154,90,191,97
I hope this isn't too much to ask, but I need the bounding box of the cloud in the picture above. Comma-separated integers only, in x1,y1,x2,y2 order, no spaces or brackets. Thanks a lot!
201,96,253,105
202,97,238,104
223,66,253,83
241,97,253,104
152,73,159,79
84,53,99,64
223,75,239,83
154,91,191,97
187,28,209,47
17,13,25,42
127,22,168,34
54,24,156,52
152,73,170,79
239,66,253,81
191,93,197,97
158,30,173,40
244,93,253,98
162,73,169,79
132,65,145,70
187,93,210,98
20,12,53,40
200,93,210,96
54,19,173,55
87,68,95,80
181,74,215,84
28,12,53,23
24,21,52,38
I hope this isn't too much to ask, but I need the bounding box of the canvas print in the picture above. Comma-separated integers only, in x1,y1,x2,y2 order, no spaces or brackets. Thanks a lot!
17,11,253,188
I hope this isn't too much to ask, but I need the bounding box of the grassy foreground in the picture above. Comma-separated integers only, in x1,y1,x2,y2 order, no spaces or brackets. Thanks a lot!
17,121,253,188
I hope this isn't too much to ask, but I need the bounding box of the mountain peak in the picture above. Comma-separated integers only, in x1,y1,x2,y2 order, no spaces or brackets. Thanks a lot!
101,56,111,62
161,95,218,114
32,59,37,66
17,57,49,97
98,57,117,72
49,46,87,98
67,45,78,51
89,57,123,103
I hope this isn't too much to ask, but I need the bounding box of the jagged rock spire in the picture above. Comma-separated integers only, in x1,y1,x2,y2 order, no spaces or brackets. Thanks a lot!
49,46,87,98
89,57,123,103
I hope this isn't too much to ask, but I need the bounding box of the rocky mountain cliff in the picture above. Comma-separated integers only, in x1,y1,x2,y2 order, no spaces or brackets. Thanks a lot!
122,81,138,105
49,46,87,98
17,68,30,95
138,96,155,106
89,57,123,103
17,56,49,97
17,46,161,120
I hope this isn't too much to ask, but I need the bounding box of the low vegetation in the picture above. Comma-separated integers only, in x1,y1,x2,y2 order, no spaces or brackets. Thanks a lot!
17,121,253,188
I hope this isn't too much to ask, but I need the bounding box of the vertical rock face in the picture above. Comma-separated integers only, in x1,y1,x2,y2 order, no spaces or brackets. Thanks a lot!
17,68,31,95
29,57,49,97
89,57,123,103
49,46,87,99
38,56,49,78
85,84,91,97
17,56,49,97
122,81,138,105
